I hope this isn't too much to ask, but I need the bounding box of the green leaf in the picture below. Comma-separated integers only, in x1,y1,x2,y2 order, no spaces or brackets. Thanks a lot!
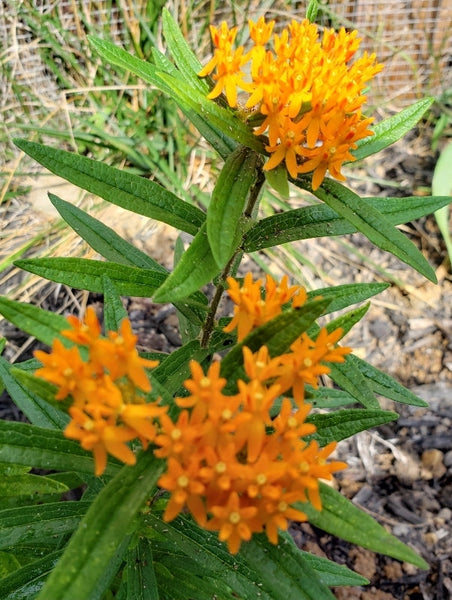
102,276,128,332
312,179,436,282
306,0,320,21
308,409,398,446
265,163,290,198
306,386,357,408
0,359,68,430
244,195,452,251
16,257,165,297
0,502,89,550
328,358,379,409
221,298,331,390
158,72,265,154
0,474,68,499
14,140,204,236
207,146,259,267
145,511,284,600
350,354,428,407
89,37,237,159
152,223,220,303
126,538,159,600
239,534,335,600
352,98,434,160
152,340,213,398
161,8,208,94
10,367,71,420
306,282,389,314
0,297,68,347
0,551,21,578
299,482,428,569
173,236,201,344
49,194,166,272
0,420,120,477
37,451,165,600
0,550,63,600
432,142,452,264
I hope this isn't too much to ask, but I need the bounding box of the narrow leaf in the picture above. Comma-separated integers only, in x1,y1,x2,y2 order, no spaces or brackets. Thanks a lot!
312,179,436,282
328,358,379,409
240,534,335,600
102,276,128,332
0,474,68,499
207,145,259,267
49,194,166,272
152,223,220,303
37,451,165,600
14,139,204,236
0,297,68,347
0,420,120,477
89,37,237,159
158,72,265,153
126,538,159,600
299,482,428,569
352,98,434,160
162,8,208,94
0,551,62,600
308,409,398,446
351,354,428,407
0,358,68,430
244,195,452,251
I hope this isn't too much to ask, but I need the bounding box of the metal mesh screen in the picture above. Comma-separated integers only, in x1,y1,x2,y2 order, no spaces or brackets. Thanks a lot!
316,0,452,107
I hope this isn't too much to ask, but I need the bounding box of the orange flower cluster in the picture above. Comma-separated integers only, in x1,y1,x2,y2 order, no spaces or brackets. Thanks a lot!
154,274,350,553
34,308,165,476
199,17,383,189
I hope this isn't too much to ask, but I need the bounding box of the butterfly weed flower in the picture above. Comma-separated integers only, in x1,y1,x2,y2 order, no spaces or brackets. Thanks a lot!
34,308,164,476
199,17,383,189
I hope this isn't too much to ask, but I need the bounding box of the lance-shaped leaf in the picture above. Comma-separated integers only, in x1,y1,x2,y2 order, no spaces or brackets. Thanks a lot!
328,358,379,409
311,179,436,282
152,223,221,303
102,275,129,333
0,473,68,500
147,511,349,600
162,8,208,94
125,538,159,600
352,98,434,161
14,139,204,236
49,194,166,272
0,358,68,430
15,258,207,320
299,482,428,569
0,297,68,347
0,420,120,477
207,145,260,267
0,551,63,600
37,451,165,600
157,72,265,153
221,297,331,390
307,282,388,313
88,37,241,159
349,354,428,407
307,409,398,446
244,194,452,251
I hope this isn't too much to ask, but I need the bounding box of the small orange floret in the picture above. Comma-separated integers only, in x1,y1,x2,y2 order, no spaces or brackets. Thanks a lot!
34,310,161,476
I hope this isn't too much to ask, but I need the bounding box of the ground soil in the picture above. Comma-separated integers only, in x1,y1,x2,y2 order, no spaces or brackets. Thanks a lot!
0,128,451,599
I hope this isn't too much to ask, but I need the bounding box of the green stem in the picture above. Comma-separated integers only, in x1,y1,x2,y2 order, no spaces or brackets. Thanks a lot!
200,164,265,347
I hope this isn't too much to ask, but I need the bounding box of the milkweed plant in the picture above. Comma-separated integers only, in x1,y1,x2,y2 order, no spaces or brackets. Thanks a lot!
0,2,449,598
